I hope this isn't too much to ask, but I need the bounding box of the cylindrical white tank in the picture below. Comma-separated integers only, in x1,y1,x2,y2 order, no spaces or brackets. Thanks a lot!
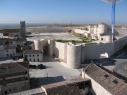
34,40,42,50
97,24,107,40
97,24,107,34
67,43,81,69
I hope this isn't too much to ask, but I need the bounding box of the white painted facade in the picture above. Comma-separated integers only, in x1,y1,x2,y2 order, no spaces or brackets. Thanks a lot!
24,53,43,62
0,33,3,38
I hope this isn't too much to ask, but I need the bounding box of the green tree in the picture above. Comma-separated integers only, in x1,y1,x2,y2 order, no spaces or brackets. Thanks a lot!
23,55,28,62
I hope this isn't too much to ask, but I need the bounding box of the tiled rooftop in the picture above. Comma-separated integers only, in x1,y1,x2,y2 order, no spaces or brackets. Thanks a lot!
0,62,28,75
4,46,16,49
24,50,43,54
42,78,90,95
85,64,127,95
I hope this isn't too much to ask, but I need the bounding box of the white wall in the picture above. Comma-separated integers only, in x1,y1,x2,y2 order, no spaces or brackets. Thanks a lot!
25,53,43,62
67,43,81,69
54,42,66,60
84,43,114,59
4,49,16,57
85,74,112,95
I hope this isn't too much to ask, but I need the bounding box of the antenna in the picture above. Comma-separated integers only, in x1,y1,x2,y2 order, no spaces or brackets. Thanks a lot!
102,0,122,43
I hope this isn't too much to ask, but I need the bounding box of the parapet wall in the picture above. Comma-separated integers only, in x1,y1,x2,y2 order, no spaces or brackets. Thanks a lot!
85,43,114,59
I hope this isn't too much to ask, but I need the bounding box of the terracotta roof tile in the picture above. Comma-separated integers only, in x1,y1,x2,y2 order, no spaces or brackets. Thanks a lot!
85,64,127,95
24,50,43,54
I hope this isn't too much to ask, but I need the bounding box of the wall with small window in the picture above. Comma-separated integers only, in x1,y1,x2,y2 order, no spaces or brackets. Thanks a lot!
24,53,43,62
4,49,16,57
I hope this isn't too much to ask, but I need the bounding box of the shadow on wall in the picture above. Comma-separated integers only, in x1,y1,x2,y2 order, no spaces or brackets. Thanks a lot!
30,76,65,88
54,47,59,58
101,59,116,66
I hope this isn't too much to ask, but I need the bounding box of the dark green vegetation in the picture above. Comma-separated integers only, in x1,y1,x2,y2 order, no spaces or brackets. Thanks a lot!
56,39,97,45
23,55,28,62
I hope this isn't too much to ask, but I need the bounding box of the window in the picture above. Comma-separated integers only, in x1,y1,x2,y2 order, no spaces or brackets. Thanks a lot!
101,38,103,40
112,80,118,84
37,55,39,56
29,59,31,61
37,59,39,61
25,71,27,74
104,74,109,78
6,50,8,52
29,55,31,57
33,55,34,57
7,54,9,56
34,59,35,62
9,89,11,92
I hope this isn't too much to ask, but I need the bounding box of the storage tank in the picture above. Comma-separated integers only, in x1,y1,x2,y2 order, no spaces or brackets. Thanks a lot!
34,40,42,50
97,24,107,34
67,43,81,69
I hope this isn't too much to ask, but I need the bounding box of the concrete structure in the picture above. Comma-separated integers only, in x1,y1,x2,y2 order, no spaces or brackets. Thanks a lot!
23,50,43,62
20,21,26,37
0,62,29,95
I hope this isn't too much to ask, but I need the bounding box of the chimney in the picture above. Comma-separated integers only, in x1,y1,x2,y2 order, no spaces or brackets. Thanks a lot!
82,68,85,79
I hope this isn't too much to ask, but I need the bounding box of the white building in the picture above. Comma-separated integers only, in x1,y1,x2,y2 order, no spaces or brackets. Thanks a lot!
84,63,127,95
23,50,43,62
0,62,29,95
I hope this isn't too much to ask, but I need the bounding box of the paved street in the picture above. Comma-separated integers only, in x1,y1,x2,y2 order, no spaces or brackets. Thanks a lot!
29,56,81,87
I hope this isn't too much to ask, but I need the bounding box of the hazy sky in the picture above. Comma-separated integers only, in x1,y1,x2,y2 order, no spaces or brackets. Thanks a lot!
0,0,127,25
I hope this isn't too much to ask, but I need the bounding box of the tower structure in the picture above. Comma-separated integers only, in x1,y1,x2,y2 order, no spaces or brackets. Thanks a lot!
102,0,121,43
20,21,26,37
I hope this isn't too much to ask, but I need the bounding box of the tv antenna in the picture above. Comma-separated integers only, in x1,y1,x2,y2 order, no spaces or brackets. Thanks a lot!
102,0,121,43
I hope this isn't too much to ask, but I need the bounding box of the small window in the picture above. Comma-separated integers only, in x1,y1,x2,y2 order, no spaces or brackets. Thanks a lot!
112,80,118,84
34,59,35,62
104,74,109,78
25,71,27,74
33,55,34,57
29,55,31,57
9,89,11,92
101,38,103,40
6,50,8,52
38,59,39,61
26,77,28,80
37,55,39,56
7,54,9,56
29,59,31,61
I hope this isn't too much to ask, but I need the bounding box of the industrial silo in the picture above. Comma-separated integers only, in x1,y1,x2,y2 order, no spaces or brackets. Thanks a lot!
67,43,81,69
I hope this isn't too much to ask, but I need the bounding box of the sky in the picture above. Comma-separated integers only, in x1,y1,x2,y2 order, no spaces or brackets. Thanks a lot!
0,0,127,25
